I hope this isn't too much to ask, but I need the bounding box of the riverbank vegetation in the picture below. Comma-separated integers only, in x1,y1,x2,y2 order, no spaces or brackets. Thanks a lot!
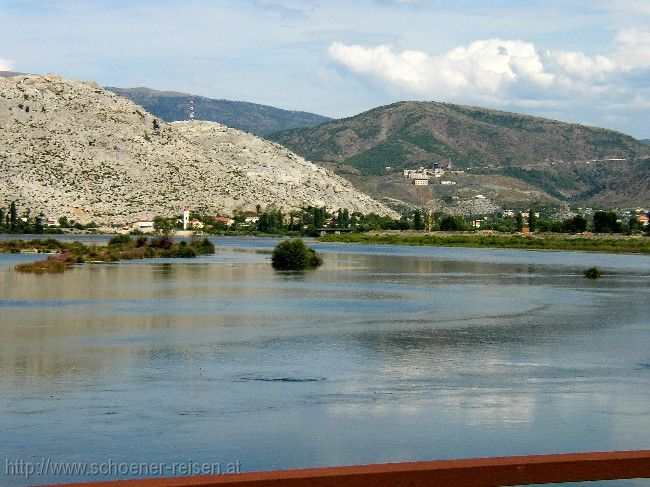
319,232,650,254
2,236,215,273
0,201,97,234
4,199,649,239
168,206,650,238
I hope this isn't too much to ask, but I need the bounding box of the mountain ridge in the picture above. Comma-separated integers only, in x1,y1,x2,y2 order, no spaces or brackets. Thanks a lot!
106,86,332,136
269,101,650,209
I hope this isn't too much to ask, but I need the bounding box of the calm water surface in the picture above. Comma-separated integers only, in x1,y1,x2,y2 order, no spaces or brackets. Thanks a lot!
1,237,648,486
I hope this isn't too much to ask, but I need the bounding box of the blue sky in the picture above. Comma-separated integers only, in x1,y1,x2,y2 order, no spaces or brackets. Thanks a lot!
1,0,649,137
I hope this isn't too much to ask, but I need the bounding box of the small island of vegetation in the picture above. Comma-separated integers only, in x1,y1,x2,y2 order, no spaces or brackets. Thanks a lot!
584,267,604,279
271,239,323,271
1,236,215,274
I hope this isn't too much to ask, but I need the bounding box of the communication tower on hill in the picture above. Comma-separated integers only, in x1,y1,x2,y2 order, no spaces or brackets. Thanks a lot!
189,97,195,121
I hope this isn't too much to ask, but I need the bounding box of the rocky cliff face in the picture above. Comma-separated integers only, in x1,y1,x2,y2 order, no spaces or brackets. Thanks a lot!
0,75,395,223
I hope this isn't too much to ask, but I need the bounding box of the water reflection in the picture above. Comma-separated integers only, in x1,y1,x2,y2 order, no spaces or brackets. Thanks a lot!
0,240,648,485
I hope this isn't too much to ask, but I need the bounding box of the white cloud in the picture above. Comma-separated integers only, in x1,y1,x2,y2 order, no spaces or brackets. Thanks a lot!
605,0,650,15
0,58,14,71
329,39,611,100
328,34,647,106
612,27,650,69
545,50,616,81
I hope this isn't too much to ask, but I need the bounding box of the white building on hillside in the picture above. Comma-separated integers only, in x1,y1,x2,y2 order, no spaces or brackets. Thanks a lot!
134,219,155,233
183,209,190,230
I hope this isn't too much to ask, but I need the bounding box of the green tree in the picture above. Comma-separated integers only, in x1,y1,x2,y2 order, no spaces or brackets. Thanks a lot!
593,211,621,233
413,210,424,230
336,208,350,228
563,215,587,233
275,210,284,232
516,212,524,231
527,209,537,232
628,216,642,233
153,216,174,234
313,207,326,229
9,202,17,231
34,213,44,234
398,215,412,230
271,239,323,270
257,213,272,233
439,215,468,231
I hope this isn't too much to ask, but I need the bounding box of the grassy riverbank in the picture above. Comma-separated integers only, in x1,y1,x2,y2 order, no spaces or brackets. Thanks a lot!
0,236,215,273
320,232,650,254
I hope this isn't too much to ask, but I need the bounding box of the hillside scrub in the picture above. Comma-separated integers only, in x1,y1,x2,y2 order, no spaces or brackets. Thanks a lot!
2,237,215,273
319,232,650,254
269,100,650,207
271,239,323,270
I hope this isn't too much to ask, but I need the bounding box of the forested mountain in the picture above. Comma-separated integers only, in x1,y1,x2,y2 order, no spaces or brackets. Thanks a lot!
269,101,650,208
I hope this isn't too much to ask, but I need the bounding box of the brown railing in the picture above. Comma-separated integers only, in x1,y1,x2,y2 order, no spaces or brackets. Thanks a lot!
49,450,650,487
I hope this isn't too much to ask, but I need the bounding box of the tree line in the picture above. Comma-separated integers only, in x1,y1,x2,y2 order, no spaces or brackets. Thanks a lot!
0,202,97,234
2,201,648,237
180,206,649,236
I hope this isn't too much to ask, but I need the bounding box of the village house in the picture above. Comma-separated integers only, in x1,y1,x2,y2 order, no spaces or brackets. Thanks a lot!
216,217,235,227
403,166,446,181
134,219,155,233
189,218,204,229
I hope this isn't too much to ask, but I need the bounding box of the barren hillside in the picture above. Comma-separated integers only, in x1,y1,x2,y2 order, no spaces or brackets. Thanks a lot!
0,75,395,223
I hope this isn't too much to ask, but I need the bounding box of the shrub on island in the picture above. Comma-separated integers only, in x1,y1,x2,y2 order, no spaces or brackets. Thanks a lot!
15,252,78,274
584,267,603,279
4,236,216,274
271,239,323,270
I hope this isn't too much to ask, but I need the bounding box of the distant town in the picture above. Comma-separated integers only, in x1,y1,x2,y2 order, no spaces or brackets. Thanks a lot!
1,199,648,238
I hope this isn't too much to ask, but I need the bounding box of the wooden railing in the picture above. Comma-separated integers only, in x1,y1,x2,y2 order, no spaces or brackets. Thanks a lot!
49,450,650,487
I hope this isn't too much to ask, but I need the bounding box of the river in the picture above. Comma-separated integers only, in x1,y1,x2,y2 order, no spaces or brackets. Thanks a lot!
1,237,648,486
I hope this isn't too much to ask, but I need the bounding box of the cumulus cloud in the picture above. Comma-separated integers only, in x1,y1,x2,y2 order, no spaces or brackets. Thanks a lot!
0,58,14,71
612,27,650,69
328,38,630,104
327,31,650,137
544,50,616,81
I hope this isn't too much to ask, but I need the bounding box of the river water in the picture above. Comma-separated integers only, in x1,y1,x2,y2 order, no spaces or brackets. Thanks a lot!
0,237,648,486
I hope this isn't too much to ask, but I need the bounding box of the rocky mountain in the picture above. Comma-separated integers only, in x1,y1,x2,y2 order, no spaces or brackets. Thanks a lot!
107,87,331,136
269,101,650,209
642,139,650,146
0,74,395,224
0,72,26,78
